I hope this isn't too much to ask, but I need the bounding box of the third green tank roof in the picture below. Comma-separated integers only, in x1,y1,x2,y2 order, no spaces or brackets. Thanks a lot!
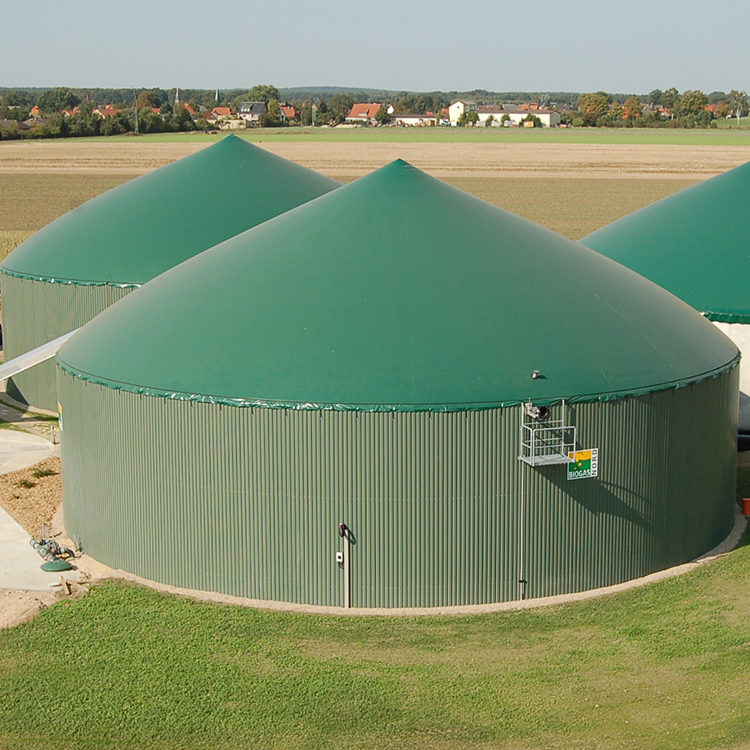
1,135,339,286
58,160,738,411
582,161,750,323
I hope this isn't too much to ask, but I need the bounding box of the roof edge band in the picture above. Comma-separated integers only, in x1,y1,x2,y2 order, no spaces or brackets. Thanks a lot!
0,267,141,288
703,311,750,325
56,353,740,414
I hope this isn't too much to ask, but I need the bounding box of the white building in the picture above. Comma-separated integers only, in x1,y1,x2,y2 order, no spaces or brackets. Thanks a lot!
476,105,505,126
503,107,561,128
392,113,437,127
448,101,477,126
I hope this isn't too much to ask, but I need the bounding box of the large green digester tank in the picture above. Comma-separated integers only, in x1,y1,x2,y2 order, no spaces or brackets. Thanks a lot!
57,160,739,610
582,161,750,432
1,135,338,410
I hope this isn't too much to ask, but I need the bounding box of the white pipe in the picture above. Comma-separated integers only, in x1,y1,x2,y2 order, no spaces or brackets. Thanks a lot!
0,329,79,382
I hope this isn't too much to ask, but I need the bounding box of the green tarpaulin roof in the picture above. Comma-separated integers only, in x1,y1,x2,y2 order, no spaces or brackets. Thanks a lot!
1,135,338,286
58,160,738,412
582,161,750,324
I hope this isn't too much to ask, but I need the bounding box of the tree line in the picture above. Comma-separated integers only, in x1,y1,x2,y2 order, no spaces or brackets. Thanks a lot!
1,85,747,139
573,89,748,128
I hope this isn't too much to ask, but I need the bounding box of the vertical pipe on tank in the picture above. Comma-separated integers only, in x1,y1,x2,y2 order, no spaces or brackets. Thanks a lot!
518,412,528,600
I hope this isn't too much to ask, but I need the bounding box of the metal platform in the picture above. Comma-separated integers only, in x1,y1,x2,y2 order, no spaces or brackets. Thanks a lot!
518,401,576,467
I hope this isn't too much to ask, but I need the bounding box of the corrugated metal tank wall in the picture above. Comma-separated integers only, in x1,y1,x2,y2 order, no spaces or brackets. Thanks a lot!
57,366,738,609
1,274,132,410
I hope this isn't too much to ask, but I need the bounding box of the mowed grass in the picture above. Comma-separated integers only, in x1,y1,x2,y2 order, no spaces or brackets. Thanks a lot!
714,117,750,130
75,126,750,146
0,529,748,750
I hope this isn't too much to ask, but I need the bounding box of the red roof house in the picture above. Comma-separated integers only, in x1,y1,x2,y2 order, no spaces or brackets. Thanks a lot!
346,103,382,124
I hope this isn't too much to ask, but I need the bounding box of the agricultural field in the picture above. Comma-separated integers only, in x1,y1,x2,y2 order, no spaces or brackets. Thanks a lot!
0,137,748,749
2,134,749,251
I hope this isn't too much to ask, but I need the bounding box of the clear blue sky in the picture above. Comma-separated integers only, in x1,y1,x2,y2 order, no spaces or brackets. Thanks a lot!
3,0,748,93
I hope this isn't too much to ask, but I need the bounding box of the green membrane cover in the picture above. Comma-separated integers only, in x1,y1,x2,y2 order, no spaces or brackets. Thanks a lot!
1,135,339,286
58,160,738,412
582,161,750,323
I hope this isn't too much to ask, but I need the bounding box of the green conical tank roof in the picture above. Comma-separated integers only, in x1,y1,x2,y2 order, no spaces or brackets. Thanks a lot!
58,160,738,412
1,135,339,286
582,161,750,323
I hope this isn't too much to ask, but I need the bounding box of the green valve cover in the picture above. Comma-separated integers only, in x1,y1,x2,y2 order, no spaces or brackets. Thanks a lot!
58,160,738,411
1,135,339,286
582,161,750,323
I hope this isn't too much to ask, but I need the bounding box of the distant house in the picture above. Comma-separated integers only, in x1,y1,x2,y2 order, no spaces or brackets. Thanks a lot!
473,102,561,128
392,112,437,127
181,103,196,116
502,105,560,128
62,107,81,118
0,118,29,131
205,106,243,130
29,105,41,116
237,101,267,127
280,104,300,123
346,103,388,125
92,105,122,119
476,104,505,126
448,101,477,126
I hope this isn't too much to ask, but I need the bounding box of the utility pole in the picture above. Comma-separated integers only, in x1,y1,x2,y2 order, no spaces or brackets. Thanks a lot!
133,89,139,135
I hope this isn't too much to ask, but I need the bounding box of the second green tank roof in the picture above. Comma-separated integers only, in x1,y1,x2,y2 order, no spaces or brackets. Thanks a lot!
58,160,738,412
1,135,339,286
582,161,750,324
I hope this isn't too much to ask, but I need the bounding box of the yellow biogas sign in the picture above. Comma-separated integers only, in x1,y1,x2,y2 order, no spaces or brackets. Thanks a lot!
567,448,598,480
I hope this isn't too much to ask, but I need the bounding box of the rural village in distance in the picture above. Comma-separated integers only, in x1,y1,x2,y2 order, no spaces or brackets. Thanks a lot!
0,83,749,139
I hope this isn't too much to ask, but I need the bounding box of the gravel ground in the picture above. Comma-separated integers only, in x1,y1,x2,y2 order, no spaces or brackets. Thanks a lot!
0,456,61,537
0,457,78,630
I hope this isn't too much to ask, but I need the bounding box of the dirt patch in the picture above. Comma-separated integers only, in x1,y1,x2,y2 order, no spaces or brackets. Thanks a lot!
0,582,88,630
0,589,50,628
0,457,61,536
0,463,84,631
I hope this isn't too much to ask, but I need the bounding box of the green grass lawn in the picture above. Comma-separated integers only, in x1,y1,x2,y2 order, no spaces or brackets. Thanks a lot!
73,126,750,146
714,117,750,130
0,527,747,750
